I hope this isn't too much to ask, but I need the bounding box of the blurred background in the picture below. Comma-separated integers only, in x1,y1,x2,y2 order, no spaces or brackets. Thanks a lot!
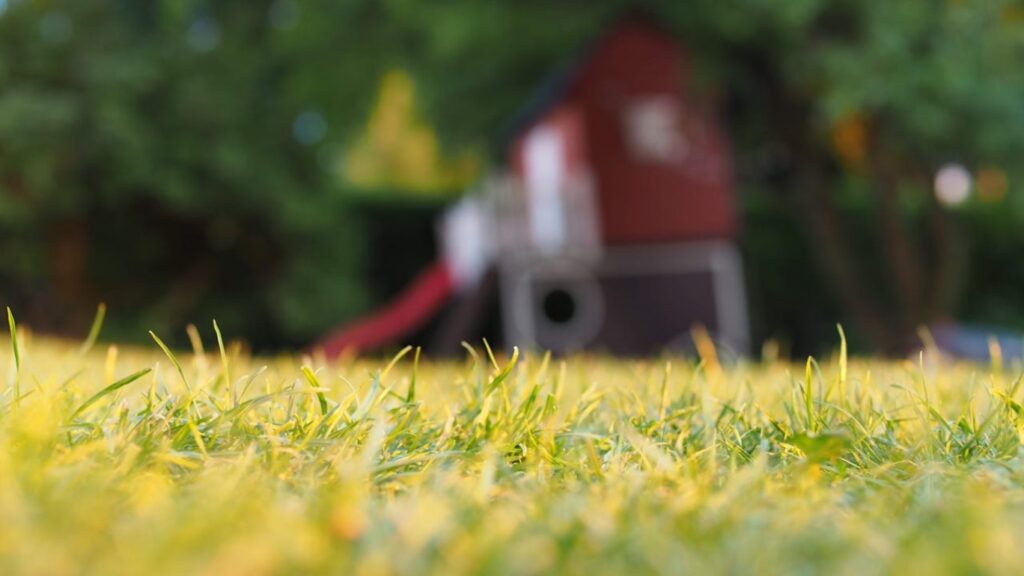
2,0,1024,357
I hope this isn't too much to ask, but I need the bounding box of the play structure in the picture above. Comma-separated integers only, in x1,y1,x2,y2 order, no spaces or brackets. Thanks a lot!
317,17,749,358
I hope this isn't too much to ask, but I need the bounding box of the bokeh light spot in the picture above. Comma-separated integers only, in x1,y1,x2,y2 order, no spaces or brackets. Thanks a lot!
934,163,972,207
39,11,73,44
976,167,1008,203
187,17,221,52
269,0,301,31
293,110,327,146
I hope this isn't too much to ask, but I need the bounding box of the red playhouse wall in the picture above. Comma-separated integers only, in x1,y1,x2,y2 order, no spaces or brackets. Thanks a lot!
511,19,737,246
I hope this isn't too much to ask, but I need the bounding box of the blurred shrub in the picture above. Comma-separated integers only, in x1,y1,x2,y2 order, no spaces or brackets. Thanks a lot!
0,0,406,347
956,201,1024,331
743,186,1024,356
343,70,479,195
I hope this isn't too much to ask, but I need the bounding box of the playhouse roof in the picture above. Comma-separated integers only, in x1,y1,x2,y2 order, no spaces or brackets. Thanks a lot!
500,51,589,146
500,14,680,148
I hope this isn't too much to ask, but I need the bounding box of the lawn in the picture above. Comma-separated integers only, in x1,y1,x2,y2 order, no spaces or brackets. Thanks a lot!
2,312,1023,575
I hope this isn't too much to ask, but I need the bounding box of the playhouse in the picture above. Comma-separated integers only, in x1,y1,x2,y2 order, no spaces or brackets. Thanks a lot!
494,18,747,355
317,17,748,357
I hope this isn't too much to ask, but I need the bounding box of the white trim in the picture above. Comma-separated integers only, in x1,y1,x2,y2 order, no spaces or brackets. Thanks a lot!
509,259,606,352
500,241,749,355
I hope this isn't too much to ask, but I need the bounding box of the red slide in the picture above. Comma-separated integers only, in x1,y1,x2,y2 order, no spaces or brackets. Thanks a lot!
315,260,455,358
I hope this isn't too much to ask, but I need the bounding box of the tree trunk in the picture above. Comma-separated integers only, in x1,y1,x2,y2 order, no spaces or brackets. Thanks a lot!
793,162,893,351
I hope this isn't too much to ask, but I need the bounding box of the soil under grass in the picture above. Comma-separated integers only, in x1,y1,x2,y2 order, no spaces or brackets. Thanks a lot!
1,321,1023,575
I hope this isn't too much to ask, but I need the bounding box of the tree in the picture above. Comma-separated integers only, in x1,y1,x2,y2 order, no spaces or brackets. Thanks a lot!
0,0,403,346
3,0,1023,351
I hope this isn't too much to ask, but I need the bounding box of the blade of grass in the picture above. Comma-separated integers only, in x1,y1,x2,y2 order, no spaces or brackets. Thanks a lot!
837,324,848,401
659,362,671,422
485,346,519,395
407,346,421,403
482,339,499,372
149,331,190,392
213,320,231,391
301,366,329,416
7,307,20,402
77,303,106,357
381,345,413,380
69,368,151,420
186,324,205,356
805,356,816,433
7,307,19,374
188,416,208,458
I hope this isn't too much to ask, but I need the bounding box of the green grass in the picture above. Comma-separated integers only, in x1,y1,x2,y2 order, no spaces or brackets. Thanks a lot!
2,319,1024,575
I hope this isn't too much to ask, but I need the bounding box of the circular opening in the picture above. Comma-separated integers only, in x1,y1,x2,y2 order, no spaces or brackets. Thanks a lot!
541,288,577,325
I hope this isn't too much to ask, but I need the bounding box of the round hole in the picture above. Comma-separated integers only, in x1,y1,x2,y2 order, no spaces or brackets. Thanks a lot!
541,288,577,325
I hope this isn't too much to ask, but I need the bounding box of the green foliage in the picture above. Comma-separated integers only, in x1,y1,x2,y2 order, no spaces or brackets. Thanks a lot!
0,0,394,346
743,191,1024,353
808,0,1024,165
3,0,1024,350
955,202,1024,330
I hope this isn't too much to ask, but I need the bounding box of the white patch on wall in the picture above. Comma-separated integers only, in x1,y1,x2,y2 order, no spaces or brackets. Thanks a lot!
523,126,567,255
623,97,688,164
440,196,492,291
